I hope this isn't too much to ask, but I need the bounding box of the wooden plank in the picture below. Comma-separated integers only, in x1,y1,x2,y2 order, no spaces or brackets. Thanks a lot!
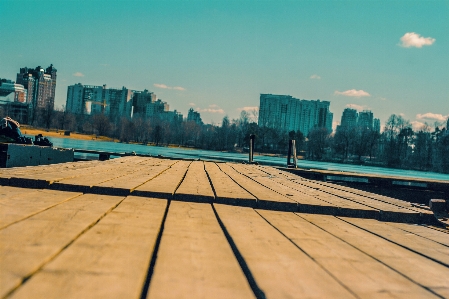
0,188,82,229
204,162,256,207
147,201,254,299
386,222,449,247
10,196,167,299
299,214,449,298
258,209,438,298
260,166,429,215
7,157,151,189
90,160,176,196
0,185,45,199
214,204,357,298
340,217,449,266
174,161,214,203
0,193,125,298
300,179,433,220
49,161,152,193
234,164,378,218
133,160,191,198
218,164,298,211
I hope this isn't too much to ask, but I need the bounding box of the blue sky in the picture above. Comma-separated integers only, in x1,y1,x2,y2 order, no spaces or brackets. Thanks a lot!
1,0,448,130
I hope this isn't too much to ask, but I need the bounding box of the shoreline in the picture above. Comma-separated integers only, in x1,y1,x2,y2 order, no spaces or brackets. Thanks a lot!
21,126,116,142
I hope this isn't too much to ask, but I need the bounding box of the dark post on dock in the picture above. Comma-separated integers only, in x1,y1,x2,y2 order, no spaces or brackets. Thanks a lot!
249,134,255,163
287,139,297,168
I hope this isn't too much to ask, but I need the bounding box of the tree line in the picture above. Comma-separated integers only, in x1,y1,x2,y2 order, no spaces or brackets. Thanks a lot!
20,106,449,174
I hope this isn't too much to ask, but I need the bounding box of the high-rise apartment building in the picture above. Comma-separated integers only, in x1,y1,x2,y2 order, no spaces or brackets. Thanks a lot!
357,110,374,129
258,94,333,135
66,83,179,123
187,108,203,125
16,65,57,110
338,108,380,133
0,79,29,124
340,108,358,128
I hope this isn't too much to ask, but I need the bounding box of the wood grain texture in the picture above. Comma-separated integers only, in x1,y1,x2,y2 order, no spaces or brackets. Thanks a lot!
218,163,298,211
340,217,449,266
174,161,214,203
0,187,82,229
10,196,167,299
133,160,191,198
299,213,449,298
204,162,256,207
147,201,254,299
0,194,125,298
214,204,357,298
258,209,438,298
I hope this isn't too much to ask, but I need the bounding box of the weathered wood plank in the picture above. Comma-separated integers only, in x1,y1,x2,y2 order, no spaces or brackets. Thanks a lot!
386,222,449,247
49,160,153,193
90,160,176,196
234,164,378,218
6,157,145,189
133,160,191,198
218,164,298,211
0,187,82,229
174,161,214,203
260,166,429,214
341,217,449,266
303,180,434,221
214,204,357,298
299,214,449,298
258,210,438,298
204,162,256,207
10,196,167,299
147,201,254,299
0,193,125,298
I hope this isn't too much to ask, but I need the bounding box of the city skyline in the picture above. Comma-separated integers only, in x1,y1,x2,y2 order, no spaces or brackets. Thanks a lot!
1,1,448,130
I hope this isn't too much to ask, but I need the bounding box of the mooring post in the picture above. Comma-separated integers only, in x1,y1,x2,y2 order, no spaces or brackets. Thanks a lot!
287,140,293,166
292,139,297,168
249,134,255,163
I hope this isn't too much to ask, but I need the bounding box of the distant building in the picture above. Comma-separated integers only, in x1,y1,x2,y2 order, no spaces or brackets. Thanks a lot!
0,79,29,124
258,94,332,135
358,110,374,129
340,108,358,129
132,89,156,118
187,108,203,125
338,109,380,133
66,83,181,124
373,118,381,133
16,65,57,110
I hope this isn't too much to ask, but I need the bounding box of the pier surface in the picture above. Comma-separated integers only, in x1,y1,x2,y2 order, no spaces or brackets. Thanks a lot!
1,157,448,298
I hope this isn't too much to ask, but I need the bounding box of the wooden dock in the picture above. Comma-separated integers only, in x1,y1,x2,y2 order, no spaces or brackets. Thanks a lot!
1,157,448,298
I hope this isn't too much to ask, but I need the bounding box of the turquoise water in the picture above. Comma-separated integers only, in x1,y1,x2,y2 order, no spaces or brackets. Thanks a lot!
43,137,449,182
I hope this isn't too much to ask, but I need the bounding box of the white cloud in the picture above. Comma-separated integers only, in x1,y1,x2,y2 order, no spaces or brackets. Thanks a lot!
346,104,365,111
154,83,169,89
237,106,259,112
73,72,84,77
154,83,186,91
416,113,449,122
188,102,195,106
399,32,436,48
196,104,225,114
411,121,426,131
310,74,321,80
335,89,370,97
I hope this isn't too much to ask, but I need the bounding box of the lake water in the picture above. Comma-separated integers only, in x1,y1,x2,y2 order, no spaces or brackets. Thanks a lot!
41,136,449,181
